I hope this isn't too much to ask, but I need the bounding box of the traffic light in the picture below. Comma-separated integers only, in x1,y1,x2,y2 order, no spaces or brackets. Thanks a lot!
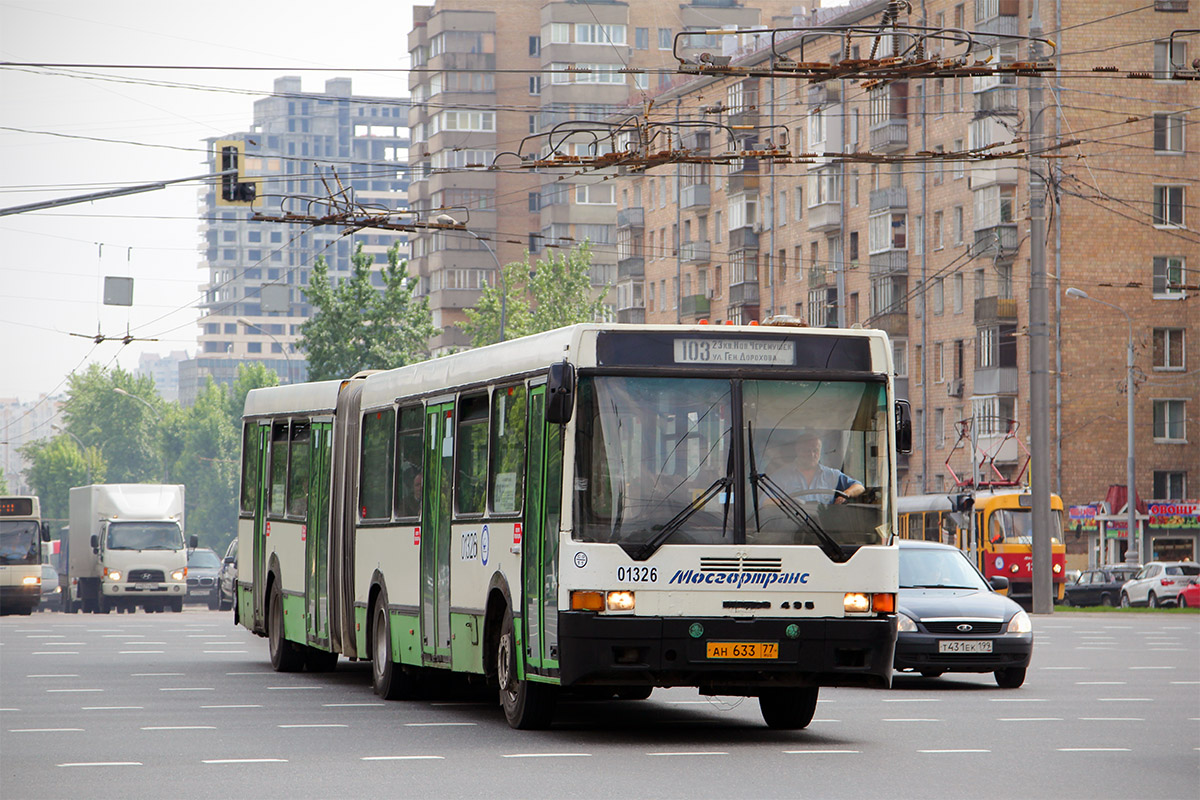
953,493,975,513
214,139,258,206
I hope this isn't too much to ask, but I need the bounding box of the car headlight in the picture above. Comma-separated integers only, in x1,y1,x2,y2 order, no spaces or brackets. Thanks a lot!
105,570,122,582
1005,610,1032,634
896,612,918,632
171,570,185,581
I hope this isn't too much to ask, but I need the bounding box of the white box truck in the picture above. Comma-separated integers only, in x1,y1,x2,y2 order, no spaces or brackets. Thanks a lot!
65,484,194,613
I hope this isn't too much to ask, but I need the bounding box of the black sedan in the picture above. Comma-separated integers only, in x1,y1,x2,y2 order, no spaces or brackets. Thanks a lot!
895,540,1033,688
1062,566,1139,607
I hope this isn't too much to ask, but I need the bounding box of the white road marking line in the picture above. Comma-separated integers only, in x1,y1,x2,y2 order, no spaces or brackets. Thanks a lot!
10,728,85,733
997,718,1063,722
404,722,478,727
26,634,65,638
1057,748,1130,753
141,726,217,730
202,759,287,764
1079,717,1144,721
989,698,1047,702
33,651,80,655
648,752,729,757
783,750,860,754
278,724,349,728
0,708,19,712
201,704,262,709
47,688,102,693
1077,681,1125,685
362,756,445,761
82,707,144,711
324,703,386,707
883,698,942,703
918,749,991,754
159,687,215,692
119,651,165,655
1170,681,1200,685
502,753,591,759
27,674,80,678
1129,666,1174,670
58,762,143,767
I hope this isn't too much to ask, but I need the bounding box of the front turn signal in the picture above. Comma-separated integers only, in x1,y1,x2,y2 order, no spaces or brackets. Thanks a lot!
872,593,895,613
570,590,604,611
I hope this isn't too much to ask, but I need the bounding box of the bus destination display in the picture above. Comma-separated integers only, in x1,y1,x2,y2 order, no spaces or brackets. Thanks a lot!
673,338,795,366
0,498,34,516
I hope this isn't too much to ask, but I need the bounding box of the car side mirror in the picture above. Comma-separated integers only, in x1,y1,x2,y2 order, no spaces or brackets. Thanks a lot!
989,575,1010,591
545,360,575,425
223,556,235,565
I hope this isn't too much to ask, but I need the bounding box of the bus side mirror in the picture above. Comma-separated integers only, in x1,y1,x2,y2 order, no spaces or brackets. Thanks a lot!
41,522,51,542
895,399,912,454
546,361,575,425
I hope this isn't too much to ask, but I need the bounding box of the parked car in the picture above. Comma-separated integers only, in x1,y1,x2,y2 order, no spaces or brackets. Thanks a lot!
1120,561,1200,608
185,547,222,609
218,539,237,611
38,564,60,610
1178,582,1200,609
894,540,1033,688
1062,566,1140,607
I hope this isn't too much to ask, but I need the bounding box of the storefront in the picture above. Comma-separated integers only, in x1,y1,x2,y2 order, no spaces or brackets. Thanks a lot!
1069,500,1198,567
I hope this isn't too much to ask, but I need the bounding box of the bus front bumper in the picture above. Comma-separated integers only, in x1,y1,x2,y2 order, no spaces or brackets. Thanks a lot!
557,612,896,691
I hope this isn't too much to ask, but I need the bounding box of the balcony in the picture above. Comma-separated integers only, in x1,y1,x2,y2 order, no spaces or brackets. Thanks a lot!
680,240,711,264
869,250,908,275
974,366,1020,396
869,119,908,154
617,206,644,230
807,83,840,106
681,293,711,319
617,308,645,324
617,256,644,281
729,226,758,252
807,201,842,233
973,224,1019,261
871,311,908,337
975,85,1019,116
727,172,760,195
729,281,760,307
681,183,710,209
974,295,1018,324
869,186,908,213
430,51,495,73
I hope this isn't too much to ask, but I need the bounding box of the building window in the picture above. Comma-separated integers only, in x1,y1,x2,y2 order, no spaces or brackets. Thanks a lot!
1153,328,1186,370
575,183,615,205
1154,39,1188,79
658,28,672,50
933,277,944,315
1153,399,1187,441
953,273,964,313
1153,185,1185,227
934,341,945,382
529,76,541,95
635,27,649,50
952,205,964,245
1153,471,1187,500
935,408,945,449
1154,113,1185,152
1153,256,1186,298
893,339,908,377
529,36,540,56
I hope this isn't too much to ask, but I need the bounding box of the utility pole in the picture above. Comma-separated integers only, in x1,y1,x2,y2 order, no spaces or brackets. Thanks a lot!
1028,0,1054,615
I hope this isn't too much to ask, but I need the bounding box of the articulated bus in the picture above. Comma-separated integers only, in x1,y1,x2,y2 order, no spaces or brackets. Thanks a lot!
897,489,1067,602
236,323,910,729
1,496,51,615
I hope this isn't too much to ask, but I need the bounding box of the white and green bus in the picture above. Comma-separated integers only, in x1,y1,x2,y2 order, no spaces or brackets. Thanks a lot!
236,323,910,729
1,496,50,615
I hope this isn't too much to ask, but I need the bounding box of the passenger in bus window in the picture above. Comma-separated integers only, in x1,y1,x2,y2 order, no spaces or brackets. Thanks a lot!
774,431,865,505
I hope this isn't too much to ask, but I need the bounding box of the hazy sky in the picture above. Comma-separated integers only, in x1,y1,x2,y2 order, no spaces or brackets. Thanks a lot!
0,1,418,402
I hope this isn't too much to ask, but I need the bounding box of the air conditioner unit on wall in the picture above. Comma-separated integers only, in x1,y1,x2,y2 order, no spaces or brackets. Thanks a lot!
947,378,964,398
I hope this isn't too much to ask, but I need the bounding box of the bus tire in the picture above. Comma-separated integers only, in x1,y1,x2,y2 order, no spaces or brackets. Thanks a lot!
268,582,304,672
994,667,1026,689
497,609,556,729
371,600,414,698
759,687,819,729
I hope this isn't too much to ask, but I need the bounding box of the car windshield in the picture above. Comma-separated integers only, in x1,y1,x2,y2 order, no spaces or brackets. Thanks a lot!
106,522,184,551
572,376,890,555
900,547,990,590
188,550,221,569
0,520,40,565
989,508,1063,545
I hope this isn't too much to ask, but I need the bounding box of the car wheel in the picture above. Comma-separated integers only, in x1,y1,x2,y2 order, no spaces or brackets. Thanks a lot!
498,607,557,729
1060,596,1072,607
1180,594,1189,609
1100,594,1114,607
759,687,819,729
919,670,944,678
994,667,1026,689
1120,592,1131,608
1148,592,1159,609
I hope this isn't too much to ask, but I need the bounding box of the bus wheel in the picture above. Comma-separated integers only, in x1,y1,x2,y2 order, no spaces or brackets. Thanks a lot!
268,582,304,672
994,667,1026,689
371,600,414,698
497,609,556,729
759,687,819,729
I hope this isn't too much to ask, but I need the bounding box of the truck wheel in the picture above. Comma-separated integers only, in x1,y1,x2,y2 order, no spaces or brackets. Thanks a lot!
268,582,303,672
98,595,112,614
759,687,819,729
171,597,183,613
497,608,556,729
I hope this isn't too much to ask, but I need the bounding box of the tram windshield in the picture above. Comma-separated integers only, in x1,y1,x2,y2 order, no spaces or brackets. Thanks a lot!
573,376,890,557
988,509,1064,546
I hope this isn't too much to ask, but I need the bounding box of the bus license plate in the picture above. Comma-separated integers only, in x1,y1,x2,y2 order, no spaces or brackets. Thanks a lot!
706,642,778,659
938,640,993,654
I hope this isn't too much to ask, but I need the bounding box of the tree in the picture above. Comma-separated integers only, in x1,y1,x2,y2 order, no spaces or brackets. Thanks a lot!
300,241,437,381
60,364,163,483
20,436,106,522
461,241,608,348
173,380,239,553
228,362,280,429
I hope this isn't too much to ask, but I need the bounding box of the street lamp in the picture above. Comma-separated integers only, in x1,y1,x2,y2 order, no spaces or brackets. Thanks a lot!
1065,287,1138,567
112,387,169,483
52,425,92,484
436,213,506,341
238,318,294,383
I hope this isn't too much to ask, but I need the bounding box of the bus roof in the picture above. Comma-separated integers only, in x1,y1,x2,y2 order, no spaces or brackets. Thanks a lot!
243,378,346,418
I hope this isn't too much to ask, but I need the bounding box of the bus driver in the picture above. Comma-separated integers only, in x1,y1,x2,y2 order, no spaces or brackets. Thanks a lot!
772,430,865,505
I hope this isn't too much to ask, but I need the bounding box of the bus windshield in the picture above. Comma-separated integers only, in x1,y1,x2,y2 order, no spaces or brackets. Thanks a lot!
106,522,185,551
572,376,889,553
0,520,40,564
989,509,1063,545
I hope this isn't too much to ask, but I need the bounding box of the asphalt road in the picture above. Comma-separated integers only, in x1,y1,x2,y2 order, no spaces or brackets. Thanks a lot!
2,608,1197,799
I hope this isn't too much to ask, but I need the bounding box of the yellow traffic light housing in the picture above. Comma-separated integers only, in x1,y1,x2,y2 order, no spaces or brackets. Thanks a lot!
214,139,258,206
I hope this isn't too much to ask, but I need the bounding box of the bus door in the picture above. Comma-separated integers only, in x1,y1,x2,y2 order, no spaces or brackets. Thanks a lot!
305,421,333,647
251,422,271,630
521,387,563,671
422,402,454,663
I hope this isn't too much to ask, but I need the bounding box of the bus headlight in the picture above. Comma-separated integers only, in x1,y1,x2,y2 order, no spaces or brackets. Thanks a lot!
171,570,185,582
1005,610,1032,634
22,575,40,586
105,570,122,582
606,591,635,612
844,593,871,614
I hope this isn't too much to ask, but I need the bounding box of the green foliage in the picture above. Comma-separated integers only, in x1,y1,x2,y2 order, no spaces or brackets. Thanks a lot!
228,362,280,429
61,364,163,483
0,468,7,494
462,241,608,348
299,241,437,381
173,380,240,553
20,436,106,521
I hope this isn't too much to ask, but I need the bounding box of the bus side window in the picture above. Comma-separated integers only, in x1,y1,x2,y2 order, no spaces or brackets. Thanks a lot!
268,421,290,517
359,409,395,520
287,421,311,519
455,393,490,516
240,422,260,515
395,406,424,518
489,384,527,515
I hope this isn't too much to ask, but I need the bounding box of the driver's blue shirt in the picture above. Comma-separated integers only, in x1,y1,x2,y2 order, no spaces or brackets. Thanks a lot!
780,464,860,502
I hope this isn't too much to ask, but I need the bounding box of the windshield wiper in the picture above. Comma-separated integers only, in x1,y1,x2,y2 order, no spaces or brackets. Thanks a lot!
628,474,733,562
751,470,850,564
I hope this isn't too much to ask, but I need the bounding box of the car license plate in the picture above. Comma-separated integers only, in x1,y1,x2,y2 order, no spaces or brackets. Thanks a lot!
938,640,993,654
706,642,778,659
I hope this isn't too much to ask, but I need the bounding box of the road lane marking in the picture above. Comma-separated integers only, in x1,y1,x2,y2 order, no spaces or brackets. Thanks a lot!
82,706,144,711
58,762,143,767
132,673,183,677
1170,681,1200,685
502,753,591,759
47,688,102,693
918,749,991,754
648,752,729,757
201,704,262,709
783,750,860,754
158,687,215,692
202,759,287,764
10,728,85,733
26,634,65,638
997,718,1063,722
324,703,386,707
882,718,941,722
1129,666,1174,670
278,724,349,728
403,722,478,727
362,756,445,761
142,726,217,730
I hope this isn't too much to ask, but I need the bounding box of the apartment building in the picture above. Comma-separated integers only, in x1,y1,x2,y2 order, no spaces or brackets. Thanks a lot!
185,77,411,405
405,0,802,352
622,0,1198,561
